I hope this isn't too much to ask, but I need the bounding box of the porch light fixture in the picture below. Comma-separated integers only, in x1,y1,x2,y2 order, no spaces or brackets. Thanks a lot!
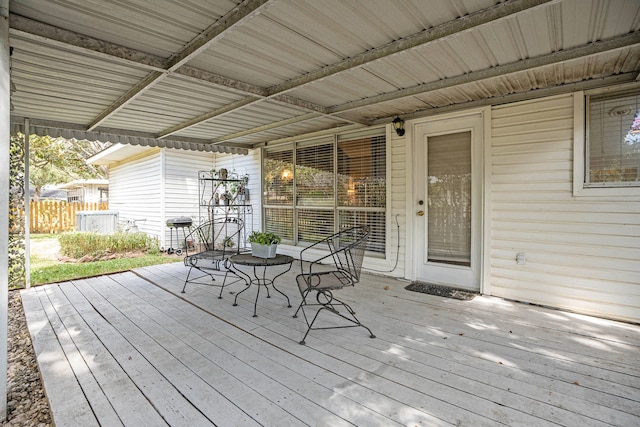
392,116,405,137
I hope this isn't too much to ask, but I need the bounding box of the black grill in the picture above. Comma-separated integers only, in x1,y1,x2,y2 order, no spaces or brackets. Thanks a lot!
166,217,193,228
166,217,193,255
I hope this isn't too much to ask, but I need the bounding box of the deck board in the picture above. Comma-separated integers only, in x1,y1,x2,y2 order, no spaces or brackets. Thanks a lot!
22,262,640,427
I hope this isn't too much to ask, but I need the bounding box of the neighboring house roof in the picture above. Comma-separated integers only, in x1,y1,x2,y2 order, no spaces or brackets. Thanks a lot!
58,179,109,189
87,143,158,166
29,188,67,200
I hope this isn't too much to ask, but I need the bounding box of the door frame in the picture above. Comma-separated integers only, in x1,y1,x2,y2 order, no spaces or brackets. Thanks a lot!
404,107,490,293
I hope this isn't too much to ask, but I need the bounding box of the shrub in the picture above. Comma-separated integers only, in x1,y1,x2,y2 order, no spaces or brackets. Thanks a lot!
59,232,160,259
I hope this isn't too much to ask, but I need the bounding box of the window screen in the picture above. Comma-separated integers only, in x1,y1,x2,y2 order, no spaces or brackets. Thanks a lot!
587,90,640,187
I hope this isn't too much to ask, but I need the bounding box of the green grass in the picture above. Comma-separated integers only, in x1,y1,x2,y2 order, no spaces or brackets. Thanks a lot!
30,254,180,286
27,232,181,287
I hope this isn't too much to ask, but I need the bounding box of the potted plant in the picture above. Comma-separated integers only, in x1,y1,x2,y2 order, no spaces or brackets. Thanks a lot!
247,231,281,258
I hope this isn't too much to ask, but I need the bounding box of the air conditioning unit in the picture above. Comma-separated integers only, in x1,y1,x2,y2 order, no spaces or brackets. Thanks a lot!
76,210,119,233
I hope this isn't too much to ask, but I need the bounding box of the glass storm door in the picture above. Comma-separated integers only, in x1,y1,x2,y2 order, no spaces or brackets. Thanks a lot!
413,113,483,291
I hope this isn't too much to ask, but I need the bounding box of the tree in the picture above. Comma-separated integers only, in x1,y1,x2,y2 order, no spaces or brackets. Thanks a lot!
29,135,109,200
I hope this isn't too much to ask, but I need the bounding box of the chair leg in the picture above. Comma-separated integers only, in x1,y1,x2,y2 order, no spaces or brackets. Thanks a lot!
292,290,309,319
182,265,217,294
295,290,375,344
182,266,195,293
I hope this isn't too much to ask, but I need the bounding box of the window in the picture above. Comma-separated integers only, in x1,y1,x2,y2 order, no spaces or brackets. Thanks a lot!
263,129,387,255
586,89,640,187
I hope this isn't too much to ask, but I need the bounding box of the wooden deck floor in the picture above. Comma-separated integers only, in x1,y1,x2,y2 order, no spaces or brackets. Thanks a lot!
21,262,640,426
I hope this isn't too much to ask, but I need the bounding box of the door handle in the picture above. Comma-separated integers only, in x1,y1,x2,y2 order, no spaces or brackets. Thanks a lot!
417,210,424,216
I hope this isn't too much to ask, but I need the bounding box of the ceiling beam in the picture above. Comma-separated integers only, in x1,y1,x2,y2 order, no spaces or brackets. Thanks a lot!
264,0,554,97
206,33,639,144
9,14,167,71
86,0,275,130
165,0,276,71
86,71,166,130
328,32,640,114
370,73,640,125
10,0,553,140
210,112,323,144
165,0,552,142
10,11,339,131
158,97,260,138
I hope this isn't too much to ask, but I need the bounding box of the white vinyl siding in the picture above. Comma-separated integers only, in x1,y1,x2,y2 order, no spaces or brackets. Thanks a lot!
109,149,163,237
109,148,217,249
489,94,640,323
387,128,407,278
163,149,216,246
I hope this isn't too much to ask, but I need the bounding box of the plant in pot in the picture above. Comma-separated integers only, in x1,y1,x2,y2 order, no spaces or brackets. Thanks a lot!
247,231,281,258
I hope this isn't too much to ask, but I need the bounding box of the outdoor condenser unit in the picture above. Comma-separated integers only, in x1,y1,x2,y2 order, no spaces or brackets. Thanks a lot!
76,210,119,233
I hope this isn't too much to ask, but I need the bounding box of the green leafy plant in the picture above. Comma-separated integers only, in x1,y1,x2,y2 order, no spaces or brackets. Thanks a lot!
247,231,281,245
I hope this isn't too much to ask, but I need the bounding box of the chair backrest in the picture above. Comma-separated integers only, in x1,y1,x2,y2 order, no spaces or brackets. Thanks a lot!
328,226,369,283
187,217,244,256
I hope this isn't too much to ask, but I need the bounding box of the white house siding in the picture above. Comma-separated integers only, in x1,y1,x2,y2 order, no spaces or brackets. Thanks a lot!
489,93,640,323
385,129,407,279
162,149,216,248
108,149,163,238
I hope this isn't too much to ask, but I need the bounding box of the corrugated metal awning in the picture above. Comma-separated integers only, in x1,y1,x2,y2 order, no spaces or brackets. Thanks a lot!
7,0,640,153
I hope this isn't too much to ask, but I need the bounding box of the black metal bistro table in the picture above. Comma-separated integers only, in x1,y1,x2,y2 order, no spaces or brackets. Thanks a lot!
229,253,293,317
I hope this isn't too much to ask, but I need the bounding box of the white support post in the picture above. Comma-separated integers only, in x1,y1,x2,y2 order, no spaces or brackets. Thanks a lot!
0,0,11,420
24,118,30,287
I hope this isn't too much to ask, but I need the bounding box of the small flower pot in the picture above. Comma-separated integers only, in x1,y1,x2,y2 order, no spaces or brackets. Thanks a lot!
251,242,277,258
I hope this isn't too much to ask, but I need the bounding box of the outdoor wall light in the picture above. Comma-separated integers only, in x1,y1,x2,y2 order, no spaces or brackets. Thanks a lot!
392,116,405,137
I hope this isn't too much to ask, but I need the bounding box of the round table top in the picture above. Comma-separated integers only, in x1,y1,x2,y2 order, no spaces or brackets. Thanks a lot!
230,253,294,266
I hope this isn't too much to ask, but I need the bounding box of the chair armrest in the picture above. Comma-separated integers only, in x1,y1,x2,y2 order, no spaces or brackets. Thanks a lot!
300,244,349,277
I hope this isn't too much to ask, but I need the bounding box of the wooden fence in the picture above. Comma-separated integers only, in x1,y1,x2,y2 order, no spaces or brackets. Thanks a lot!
29,201,109,233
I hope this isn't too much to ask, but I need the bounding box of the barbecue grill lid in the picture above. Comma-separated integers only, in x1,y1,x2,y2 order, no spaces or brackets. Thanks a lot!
166,217,193,227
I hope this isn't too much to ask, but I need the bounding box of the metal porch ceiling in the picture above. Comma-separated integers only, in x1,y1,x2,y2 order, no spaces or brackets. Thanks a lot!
8,0,640,151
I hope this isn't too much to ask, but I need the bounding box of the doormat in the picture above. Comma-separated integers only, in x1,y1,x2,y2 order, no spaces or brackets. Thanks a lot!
405,282,477,301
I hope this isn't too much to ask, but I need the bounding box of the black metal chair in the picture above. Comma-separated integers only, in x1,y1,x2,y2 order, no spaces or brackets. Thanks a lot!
293,225,375,345
182,217,245,296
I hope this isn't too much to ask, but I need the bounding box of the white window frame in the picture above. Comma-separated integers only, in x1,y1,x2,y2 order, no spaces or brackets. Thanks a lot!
573,88,640,197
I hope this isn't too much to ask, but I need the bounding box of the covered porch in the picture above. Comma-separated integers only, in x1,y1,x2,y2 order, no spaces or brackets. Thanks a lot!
22,262,640,426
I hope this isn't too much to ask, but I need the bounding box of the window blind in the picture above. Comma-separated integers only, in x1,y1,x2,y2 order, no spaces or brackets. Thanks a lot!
264,207,293,242
337,135,386,208
263,148,294,206
588,91,640,186
427,132,471,266
263,130,387,256
298,209,335,244
295,141,334,207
